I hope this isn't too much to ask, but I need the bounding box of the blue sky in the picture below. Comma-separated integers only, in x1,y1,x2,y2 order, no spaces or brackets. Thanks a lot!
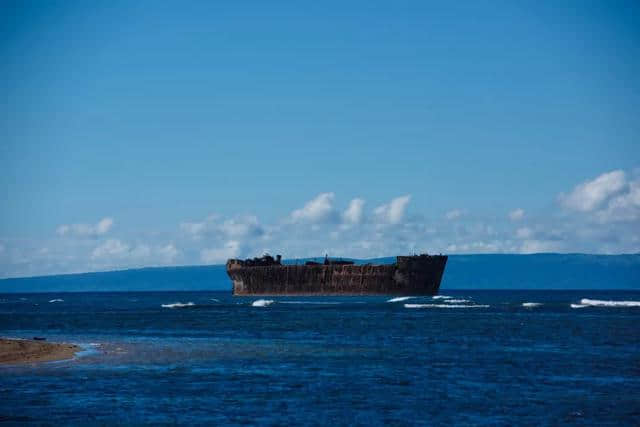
1,1,639,277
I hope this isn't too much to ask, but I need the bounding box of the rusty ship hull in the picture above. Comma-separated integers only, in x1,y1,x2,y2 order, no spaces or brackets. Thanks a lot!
226,255,448,296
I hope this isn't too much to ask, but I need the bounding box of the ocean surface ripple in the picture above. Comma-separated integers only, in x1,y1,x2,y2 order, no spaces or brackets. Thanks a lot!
1,289,639,425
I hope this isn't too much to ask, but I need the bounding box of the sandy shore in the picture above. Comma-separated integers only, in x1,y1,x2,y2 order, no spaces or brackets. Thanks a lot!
0,338,80,364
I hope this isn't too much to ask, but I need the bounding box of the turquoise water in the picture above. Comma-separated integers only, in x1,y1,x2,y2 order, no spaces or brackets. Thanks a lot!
1,290,639,425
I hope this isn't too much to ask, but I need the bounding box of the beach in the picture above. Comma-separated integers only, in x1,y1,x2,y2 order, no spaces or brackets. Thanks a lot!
0,338,79,364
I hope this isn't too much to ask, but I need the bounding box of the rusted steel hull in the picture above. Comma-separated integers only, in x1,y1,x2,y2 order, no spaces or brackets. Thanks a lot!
226,255,447,296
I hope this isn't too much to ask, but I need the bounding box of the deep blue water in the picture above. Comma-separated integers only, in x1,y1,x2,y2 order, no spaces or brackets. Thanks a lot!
1,290,639,425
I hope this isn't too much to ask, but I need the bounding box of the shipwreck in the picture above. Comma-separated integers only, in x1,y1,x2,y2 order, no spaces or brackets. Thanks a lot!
226,254,447,296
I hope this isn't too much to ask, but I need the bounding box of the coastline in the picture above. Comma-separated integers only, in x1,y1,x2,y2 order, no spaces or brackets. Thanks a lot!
0,338,80,364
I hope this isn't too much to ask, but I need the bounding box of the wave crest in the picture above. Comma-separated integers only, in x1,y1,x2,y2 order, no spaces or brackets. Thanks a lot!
48,299,64,303
405,303,489,309
522,302,542,308
161,302,195,308
578,298,640,307
280,301,342,305
387,296,415,303
252,299,275,307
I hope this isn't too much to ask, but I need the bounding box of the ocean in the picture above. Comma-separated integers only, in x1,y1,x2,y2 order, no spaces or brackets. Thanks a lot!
1,290,639,425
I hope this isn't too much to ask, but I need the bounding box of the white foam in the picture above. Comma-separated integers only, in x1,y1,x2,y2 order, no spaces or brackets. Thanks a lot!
445,299,471,303
210,298,220,302
387,296,415,303
161,302,195,308
432,295,452,299
404,303,489,309
252,299,275,307
522,302,542,308
578,298,640,307
571,304,587,309
48,299,64,303
279,301,342,305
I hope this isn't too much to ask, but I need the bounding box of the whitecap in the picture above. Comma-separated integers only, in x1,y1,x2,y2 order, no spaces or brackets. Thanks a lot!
387,296,415,303
279,301,342,305
445,299,471,303
432,295,452,299
404,303,489,309
522,302,542,308
252,299,274,307
571,304,587,309
161,302,195,308
578,298,640,307
210,298,220,302
48,299,64,303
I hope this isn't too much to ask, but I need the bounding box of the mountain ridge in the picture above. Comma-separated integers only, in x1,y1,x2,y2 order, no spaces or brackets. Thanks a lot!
1,254,638,292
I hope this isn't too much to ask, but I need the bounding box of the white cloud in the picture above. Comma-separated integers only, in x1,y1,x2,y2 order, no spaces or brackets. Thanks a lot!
519,239,563,254
180,221,207,236
95,218,114,234
445,209,462,220
559,169,640,224
57,217,114,237
342,198,365,225
560,170,626,212
130,244,151,259
90,239,179,267
157,244,179,262
374,195,411,224
290,193,335,223
516,227,532,239
446,241,501,253
91,239,129,259
220,215,263,238
181,214,263,239
508,208,525,221
201,241,241,263
595,178,640,223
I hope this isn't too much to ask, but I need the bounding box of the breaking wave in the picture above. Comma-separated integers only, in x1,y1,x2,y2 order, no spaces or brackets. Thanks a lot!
387,296,415,303
49,299,64,303
405,303,489,309
161,302,195,308
577,298,640,307
252,299,275,307
571,304,587,309
522,302,542,308
445,299,471,303
432,295,452,299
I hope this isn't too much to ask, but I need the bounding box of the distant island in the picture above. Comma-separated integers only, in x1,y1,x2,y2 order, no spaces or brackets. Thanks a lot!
1,254,638,293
